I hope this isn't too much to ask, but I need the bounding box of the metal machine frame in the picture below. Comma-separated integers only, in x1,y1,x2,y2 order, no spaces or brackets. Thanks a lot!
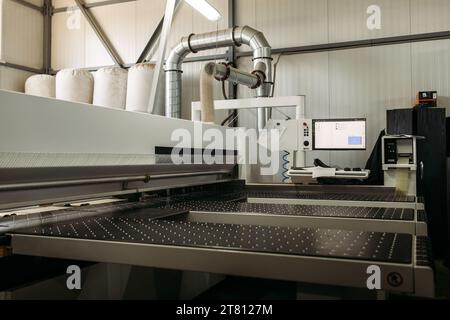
0,90,434,299
0,90,238,210
9,219,434,298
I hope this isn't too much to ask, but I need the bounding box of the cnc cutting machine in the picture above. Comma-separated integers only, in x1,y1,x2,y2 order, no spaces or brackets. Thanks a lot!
0,89,434,299
0,25,435,300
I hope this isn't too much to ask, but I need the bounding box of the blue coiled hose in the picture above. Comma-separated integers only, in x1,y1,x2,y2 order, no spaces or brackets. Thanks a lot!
281,151,290,183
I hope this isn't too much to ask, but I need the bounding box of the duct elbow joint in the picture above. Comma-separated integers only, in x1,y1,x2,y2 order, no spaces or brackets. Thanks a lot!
165,26,273,118
213,63,265,90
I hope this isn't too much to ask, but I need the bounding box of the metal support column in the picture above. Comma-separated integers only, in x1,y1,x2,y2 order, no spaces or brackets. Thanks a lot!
43,0,52,74
74,0,124,68
226,0,238,127
147,0,178,115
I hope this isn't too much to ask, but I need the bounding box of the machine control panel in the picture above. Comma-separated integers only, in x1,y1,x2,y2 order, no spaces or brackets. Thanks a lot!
384,140,398,164
301,119,312,150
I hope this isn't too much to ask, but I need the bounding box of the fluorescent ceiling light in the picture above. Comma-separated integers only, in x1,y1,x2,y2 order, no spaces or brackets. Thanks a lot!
185,0,222,21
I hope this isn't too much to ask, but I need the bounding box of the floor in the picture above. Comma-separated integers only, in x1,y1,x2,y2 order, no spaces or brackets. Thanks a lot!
435,260,450,299
196,277,296,300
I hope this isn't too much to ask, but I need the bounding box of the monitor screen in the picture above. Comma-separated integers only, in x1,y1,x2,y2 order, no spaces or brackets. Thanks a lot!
313,118,366,150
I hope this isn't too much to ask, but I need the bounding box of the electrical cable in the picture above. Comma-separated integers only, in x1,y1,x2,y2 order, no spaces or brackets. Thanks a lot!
271,54,292,183
281,151,291,182
221,112,234,126
274,108,291,120
224,113,239,127
271,53,283,98
221,78,228,100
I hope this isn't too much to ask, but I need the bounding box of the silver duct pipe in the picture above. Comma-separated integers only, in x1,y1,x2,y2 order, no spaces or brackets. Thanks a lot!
213,63,264,89
165,26,272,124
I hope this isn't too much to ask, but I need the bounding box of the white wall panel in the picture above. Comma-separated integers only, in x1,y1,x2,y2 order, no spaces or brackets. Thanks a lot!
236,0,329,49
84,18,114,67
1,0,43,69
328,44,412,168
328,0,410,43
236,0,411,48
135,0,165,58
88,3,137,65
412,39,450,116
411,0,450,34
53,0,74,9
0,66,33,92
25,0,42,6
52,8,86,69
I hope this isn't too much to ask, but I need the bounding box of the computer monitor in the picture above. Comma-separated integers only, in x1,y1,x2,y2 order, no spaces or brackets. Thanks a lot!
313,118,366,150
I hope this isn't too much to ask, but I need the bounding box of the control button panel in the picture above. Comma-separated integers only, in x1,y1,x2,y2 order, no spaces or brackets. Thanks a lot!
301,119,312,150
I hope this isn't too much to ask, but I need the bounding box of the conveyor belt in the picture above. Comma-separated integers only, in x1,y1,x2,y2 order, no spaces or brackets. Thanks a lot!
162,201,415,221
12,208,412,264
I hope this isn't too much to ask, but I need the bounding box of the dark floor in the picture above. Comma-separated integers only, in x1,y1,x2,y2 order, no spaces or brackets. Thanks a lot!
196,277,296,300
435,260,450,299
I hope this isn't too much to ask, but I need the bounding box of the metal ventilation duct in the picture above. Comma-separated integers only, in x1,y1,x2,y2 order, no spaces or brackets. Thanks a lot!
165,26,272,127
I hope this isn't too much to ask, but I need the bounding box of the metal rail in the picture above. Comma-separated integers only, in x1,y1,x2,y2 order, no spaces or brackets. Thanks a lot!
0,62,43,74
0,170,231,191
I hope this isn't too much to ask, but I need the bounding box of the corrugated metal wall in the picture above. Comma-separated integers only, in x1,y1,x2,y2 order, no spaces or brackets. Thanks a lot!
22,0,450,168
0,0,42,91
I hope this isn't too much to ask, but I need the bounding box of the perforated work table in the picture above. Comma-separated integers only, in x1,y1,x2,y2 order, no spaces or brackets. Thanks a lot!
241,185,423,211
159,199,426,236
8,200,433,297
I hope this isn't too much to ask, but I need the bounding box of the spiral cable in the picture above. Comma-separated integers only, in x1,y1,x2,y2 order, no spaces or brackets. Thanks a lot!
281,150,291,183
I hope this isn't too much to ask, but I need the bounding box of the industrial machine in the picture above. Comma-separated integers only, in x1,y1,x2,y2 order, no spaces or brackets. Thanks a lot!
0,25,436,300
387,107,447,257
382,136,419,196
